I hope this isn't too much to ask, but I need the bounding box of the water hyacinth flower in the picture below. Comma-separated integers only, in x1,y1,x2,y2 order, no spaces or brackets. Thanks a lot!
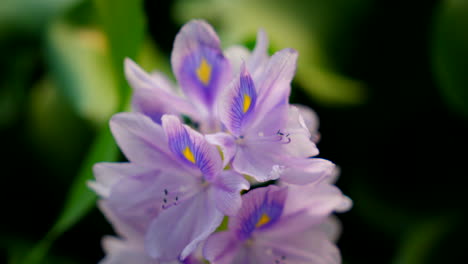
91,113,249,261
125,20,232,132
207,62,333,183
127,19,333,184
91,18,350,263
203,184,351,264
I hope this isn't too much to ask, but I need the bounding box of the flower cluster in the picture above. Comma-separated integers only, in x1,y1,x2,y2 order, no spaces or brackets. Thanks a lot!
90,20,352,264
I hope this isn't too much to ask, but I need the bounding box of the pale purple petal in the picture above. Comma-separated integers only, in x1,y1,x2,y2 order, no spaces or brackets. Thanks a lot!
106,168,199,235
224,45,250,76
110,112,181,169
268,183,352,236
100,236,154,264
280,158,335,185
244,100,289,138
162,115,222,180
125,58,197,123
256,227,341,264
232,141,284,182
203,231,241,264
98,201,143,242
219,64,257,136
90,162,147,198
212,170,250,216
293,104,320,143
282,106,318,158
319,216,342,243
205,132,237,168
247,29,269,78
145,190,224,261
254,48,298,119
171,20,231,112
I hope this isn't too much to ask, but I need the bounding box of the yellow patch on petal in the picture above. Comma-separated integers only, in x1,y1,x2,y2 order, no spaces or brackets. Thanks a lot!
182,146,196,163
255,213,270,228
242,94,252,113
196,58,212,85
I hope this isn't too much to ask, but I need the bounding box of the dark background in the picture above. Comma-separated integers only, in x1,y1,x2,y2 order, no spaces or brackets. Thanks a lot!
1,0,467,263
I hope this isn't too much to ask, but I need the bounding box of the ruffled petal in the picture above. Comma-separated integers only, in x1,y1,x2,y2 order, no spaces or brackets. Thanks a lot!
280,158,335,185
162,115,222,181
205,132,237,168
109,112,180,169
319,216,342,243
275,183,352,234
256,227,341,264
282,106,319,158
100,236,154,264
106,168,199,235
171,20,231,113
219,64,257,136
212,170,250,216
293,104,320,143
247,29,269,79
145,190,224,261
232,141,284,182
254,48,298,119
90,162,147,198
244,99,289,138
98,201,144,242
203,231,241,264
125,58,198,123
224,45,250,76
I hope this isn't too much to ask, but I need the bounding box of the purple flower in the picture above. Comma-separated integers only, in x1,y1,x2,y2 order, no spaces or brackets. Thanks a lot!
203,184,351,264
90,112,249,261
206,59,334,184
126,18,332,185
125,20,232,132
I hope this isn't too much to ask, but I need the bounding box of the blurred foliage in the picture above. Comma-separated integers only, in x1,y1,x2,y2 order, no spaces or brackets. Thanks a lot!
0,0,81,34
0,0,467,263
47,20,118,124
432,0,468,118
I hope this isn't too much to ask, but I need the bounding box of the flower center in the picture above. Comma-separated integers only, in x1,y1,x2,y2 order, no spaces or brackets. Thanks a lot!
255,213,271,228
196,58,212,85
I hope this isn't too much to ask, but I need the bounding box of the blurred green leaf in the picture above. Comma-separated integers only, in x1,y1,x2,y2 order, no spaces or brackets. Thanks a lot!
21,126,119,264
6,236,80,264
23,1,146,263
94,0,146,100
47,20,119,125
392,216,454,264
136,37,173,76
0,47,37,128
27,77,92,174
432,0,468,118
0,0,82,33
